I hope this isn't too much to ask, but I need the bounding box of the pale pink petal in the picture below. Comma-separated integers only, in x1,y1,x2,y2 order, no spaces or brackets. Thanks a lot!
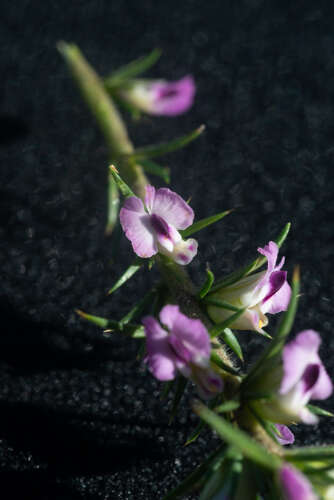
120,196,157,258
152,188,194,229
143,316,176,381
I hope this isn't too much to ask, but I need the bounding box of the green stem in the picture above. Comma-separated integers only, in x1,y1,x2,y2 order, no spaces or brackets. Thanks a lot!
58,42,148,233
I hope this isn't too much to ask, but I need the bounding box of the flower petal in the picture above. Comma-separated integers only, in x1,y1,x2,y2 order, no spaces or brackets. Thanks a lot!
275,424,295,445
172,238,198,265
261,279,291,315
279,464,318,500
152,188,194,230
160,305,211,362
152,76,196,116
120,196,157,258
280,330,321,395
143,316,176,381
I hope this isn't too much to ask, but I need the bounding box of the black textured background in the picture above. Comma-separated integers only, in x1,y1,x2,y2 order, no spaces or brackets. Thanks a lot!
1,1,334,498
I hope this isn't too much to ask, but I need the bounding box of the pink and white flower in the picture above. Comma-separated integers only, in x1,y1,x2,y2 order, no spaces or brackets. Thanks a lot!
256,330,333,425
120,185,198,265
142,305,223,399
120,76,195,116
208,241,291,332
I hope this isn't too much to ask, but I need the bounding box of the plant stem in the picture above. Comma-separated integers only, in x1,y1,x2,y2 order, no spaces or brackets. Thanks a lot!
58,42,148,233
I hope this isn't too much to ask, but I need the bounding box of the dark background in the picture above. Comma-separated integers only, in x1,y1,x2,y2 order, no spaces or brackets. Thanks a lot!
1,1,334,498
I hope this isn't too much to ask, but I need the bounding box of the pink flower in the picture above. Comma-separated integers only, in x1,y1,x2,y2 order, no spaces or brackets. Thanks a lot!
120,185,198,265
279,464,318,500
255,330,333,425
120,76,195,116
208,241,291,332
143,305,223,399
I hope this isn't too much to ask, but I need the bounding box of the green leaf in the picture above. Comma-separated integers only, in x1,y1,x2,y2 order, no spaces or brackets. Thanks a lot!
160,380,174,401
243,267,300,388
198,267,215,299
203,297,239,312
194,403,282,470
209,308,247,338
104,48,162,86
109,164,136,198
215,400,240,413
169,376,188,423
108,258,144,294
307,404,334,418
210,222,291,292
162,445,226,500
181,209,232,238
126,125,205,162
185,419,206,446
140,159,170,183
284,446,334,461
210,351,241,376
119,288,156,327
76,310,145,338
76,309,116,329
220,328,244,361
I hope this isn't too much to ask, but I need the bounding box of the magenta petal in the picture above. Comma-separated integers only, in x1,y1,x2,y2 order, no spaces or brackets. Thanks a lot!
195,369,223,400
152,188,194,230
279,464,317,500
143,316,176,381
275,424,295,445
120,196,157,258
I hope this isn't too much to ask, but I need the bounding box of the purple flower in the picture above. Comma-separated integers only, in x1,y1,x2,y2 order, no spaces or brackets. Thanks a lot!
120,185,198,265
142,305,223,398
274,424,295,445
278,330,333,424
120,76,195,116
279,464,318,500
256,330,333,425
208,241,291,332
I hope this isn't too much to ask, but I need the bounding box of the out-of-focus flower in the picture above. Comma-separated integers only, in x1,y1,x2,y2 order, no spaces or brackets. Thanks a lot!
255,330,333,425
119,76,195,116
207,241,291,332
279,464,318,500
142,305,222,398
120,185,198,265
274,424,295,445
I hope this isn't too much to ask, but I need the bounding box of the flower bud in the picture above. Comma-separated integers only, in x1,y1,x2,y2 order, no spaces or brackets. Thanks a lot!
119,76,195,116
